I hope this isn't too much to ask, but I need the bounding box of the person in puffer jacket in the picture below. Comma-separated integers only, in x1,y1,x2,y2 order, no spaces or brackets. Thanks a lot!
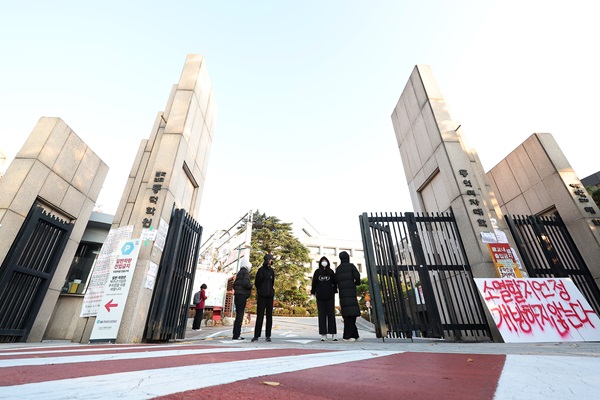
335,251,361,341
311,256,338,341
252,253,276,342
232,257,252,340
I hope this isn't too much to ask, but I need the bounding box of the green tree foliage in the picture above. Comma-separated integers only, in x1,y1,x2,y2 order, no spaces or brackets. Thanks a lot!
357,277,370,297
245,211,311,309
586,186,600,208
356,277,370,310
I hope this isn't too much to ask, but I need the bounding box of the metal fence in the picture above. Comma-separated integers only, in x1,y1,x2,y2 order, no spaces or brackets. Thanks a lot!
144,207,202,342
507,213,600,315
0,204,73,342
360,212,491,341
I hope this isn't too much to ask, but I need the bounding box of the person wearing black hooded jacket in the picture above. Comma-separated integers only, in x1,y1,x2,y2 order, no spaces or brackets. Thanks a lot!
252,253,275,342
232,257,252,340
335,251,361,341
311,256,338,341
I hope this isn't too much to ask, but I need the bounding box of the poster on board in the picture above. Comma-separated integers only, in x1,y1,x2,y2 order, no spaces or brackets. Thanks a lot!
80,225,134,317
192,271,229,307
89,239,141,342
475,278,600,343
487,243,522,278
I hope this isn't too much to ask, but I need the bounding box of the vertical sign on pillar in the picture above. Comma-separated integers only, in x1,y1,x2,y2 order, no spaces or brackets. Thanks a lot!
458,169,488,228
90,239,141,342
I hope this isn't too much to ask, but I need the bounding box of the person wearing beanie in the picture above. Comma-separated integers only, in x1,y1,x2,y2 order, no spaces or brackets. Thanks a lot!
335,251,362,342
252,253,276,342
311,256,338,341
232,257,252,340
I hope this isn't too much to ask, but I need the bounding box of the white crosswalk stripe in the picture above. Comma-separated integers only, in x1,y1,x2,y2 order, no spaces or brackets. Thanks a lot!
0,346,263,368
1,348,402,400
0,344,176,357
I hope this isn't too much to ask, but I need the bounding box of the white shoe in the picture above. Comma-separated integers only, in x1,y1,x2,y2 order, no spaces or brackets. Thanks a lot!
343,338,355,342
331,334,337,341
321,335,327,341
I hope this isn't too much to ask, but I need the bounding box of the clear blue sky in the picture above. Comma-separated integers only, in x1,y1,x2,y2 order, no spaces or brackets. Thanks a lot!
2,0,599,241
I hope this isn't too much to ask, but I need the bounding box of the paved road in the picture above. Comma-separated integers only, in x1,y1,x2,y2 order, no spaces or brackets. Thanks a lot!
1,317,599,399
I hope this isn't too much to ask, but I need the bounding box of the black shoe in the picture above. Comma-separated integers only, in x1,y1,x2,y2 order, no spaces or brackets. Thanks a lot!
266,337,271,342
251,337,259,342
232,337,245,341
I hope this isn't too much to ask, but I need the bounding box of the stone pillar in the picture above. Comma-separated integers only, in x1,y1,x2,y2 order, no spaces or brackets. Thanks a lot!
487,133,600,287
76,54,216,343
391,65,523,279
0,117,108,341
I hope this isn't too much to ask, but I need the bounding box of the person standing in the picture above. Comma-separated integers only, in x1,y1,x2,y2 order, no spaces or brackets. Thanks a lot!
335,251,361,341
232,257,252,340
192,283,207,331
311,256,338,341
252,253,275,342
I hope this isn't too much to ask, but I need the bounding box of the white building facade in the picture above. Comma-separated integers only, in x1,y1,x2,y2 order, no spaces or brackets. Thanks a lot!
293,218,366,278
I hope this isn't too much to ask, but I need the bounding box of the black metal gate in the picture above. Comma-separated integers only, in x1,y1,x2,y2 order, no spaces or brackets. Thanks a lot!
144,207,202,342
507,213,600,315
0,203,73,342
360,212,491,341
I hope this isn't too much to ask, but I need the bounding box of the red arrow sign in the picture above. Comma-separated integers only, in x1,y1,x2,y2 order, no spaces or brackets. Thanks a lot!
104,299,119,312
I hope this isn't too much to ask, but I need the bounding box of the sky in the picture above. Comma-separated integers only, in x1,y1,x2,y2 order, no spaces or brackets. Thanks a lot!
1,0,599,242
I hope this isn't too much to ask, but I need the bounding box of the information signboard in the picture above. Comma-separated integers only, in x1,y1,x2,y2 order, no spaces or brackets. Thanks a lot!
89,239,141,342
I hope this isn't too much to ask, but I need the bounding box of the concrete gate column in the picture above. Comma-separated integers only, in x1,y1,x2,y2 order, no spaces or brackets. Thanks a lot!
0,117,108,342
75,54,217,343
391,65,525,279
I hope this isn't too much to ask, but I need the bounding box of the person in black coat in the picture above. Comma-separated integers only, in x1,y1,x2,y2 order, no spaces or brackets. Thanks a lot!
311,256,338,341
252,253,275,342
232,257,252,340
335,251,361,341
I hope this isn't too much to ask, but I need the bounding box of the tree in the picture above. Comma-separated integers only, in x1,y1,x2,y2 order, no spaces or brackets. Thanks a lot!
586,186,600,209
357,278,370,300
245,211,311,309
356,277,370,311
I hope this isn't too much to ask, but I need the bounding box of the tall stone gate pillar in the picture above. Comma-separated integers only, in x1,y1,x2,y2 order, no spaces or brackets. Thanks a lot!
391,65,525,278
488,133,600,287
0,118,108,342
75,54,216,343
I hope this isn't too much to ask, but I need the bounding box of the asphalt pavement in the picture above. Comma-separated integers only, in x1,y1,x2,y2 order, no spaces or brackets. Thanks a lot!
186,315,600,357
1,316,599,399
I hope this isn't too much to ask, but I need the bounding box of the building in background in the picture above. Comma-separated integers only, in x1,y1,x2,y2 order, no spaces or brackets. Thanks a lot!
293,218,365,277
582,171,600,190
195,211,252,317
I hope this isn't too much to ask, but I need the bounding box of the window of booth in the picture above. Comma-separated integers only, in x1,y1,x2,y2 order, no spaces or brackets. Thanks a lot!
61,242,102,294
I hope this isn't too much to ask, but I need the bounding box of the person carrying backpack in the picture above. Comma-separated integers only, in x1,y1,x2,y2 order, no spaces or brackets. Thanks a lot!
192,283,207,331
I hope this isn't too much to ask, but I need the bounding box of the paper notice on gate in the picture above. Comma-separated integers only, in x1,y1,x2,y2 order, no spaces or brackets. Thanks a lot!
480,232,497,243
